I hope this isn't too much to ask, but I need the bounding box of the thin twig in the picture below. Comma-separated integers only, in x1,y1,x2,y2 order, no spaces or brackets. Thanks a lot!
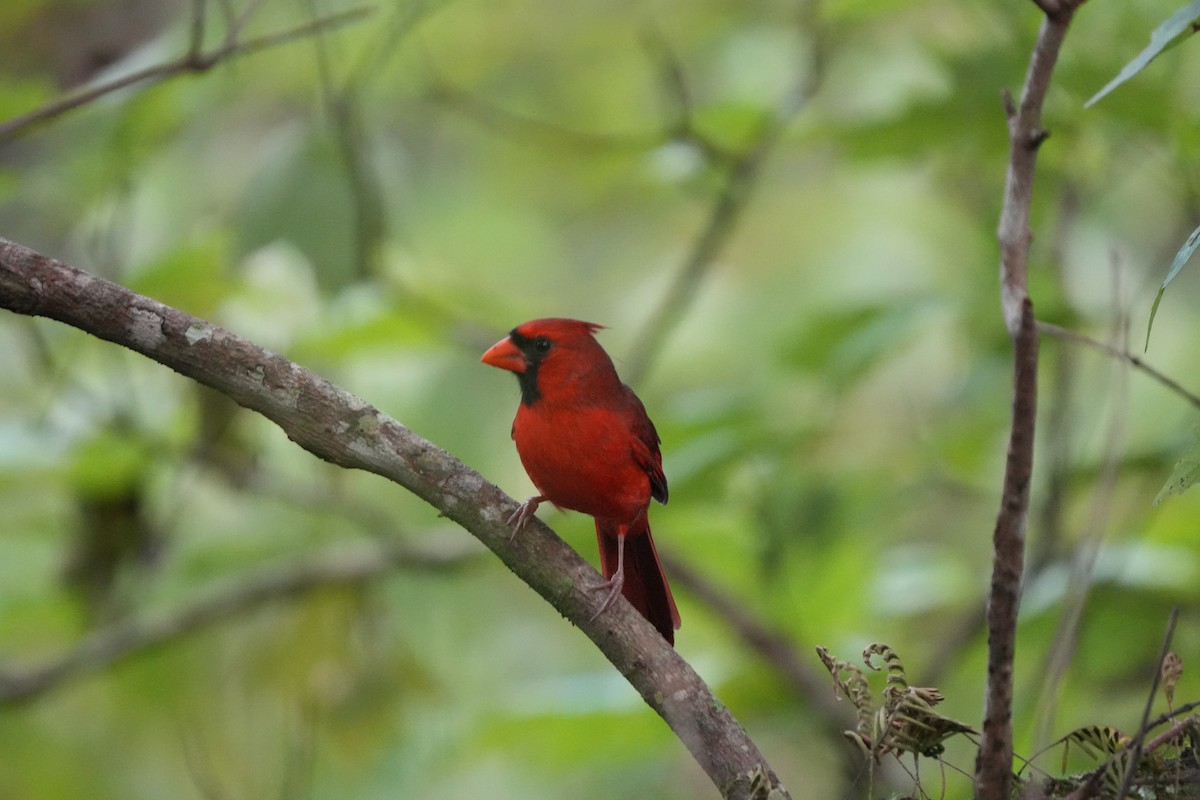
1144,698,1200,737
0,6,374,144
427,77,668,153
1115,607,1180,800
640,23,697,140
1063,610,1186,800
304,0,388,281
621,133,772,385
1141,712,1195,758
347,0,437,90
224,0,270,49
624,0,824,385
0,539,478,706
1039,321,1200,410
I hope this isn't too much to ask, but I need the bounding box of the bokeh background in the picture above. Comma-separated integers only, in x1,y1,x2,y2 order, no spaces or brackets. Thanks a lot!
3,0,1200,797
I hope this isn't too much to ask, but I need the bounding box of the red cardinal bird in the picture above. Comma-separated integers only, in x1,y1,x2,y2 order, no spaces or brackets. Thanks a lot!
481,318,680,644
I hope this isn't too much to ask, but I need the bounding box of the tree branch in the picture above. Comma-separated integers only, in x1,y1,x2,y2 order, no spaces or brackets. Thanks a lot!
0,539,477,706
978,299,1039,800
1038,321,1200,410
976,3,1083,798
995,1,1084,332
0,237,790,800
0,5,373,144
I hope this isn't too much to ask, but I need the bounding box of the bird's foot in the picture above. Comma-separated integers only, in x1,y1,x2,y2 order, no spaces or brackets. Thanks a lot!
588,567,625,622
506,496,545,542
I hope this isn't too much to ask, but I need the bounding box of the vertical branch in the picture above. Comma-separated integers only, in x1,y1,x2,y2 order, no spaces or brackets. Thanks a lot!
997,7,1072,334
978,299,1038,800
976,3,1083,799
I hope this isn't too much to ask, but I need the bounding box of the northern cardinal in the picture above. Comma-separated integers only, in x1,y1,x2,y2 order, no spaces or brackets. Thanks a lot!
481,318,680,644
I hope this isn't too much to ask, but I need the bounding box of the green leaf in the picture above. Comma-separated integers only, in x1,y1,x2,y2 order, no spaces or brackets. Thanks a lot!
1087,0,1200,108
1155,429,1200,505
780,301,927,388
1145,221,1200,350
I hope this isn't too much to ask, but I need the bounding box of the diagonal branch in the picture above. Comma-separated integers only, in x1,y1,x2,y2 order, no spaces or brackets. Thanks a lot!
0,5,373,144
0,237,790,800
0,539,478,706
1116,607,1179,800
624,2,825,385
1038,321,1200,410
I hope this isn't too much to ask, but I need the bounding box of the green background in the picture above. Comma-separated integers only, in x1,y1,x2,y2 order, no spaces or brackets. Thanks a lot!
2,0,1200,797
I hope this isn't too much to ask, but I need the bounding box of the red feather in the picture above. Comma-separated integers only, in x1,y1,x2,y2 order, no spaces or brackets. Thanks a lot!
482,318,679,644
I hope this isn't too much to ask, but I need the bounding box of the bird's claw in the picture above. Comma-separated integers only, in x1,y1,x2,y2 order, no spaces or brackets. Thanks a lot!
506,496,543,542
588,568,625,623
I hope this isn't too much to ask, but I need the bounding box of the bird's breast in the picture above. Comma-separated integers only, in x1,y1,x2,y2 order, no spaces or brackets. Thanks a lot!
512,403,650,522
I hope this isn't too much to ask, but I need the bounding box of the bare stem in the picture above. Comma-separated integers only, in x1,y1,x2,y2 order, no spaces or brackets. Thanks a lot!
977,2,1085,798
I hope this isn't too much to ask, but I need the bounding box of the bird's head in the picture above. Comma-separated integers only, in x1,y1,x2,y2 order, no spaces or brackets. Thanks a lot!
481,318,614,405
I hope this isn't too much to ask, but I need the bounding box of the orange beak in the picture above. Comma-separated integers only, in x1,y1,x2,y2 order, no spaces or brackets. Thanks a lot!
481,336,527,373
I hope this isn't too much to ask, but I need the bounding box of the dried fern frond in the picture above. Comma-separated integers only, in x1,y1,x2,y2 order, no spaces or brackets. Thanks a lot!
816,643,976,761
1163,652,1184,711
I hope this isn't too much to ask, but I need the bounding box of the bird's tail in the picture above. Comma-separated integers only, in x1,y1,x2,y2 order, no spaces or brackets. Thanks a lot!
596,517,680,645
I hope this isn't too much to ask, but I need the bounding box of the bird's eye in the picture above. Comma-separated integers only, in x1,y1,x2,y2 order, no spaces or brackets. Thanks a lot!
533,337,552,353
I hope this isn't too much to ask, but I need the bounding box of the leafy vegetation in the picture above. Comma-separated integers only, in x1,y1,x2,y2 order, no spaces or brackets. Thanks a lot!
3,0,1200,798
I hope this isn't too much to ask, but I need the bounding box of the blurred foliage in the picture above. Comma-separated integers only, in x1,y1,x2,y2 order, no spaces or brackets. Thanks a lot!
3,0,1200,798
